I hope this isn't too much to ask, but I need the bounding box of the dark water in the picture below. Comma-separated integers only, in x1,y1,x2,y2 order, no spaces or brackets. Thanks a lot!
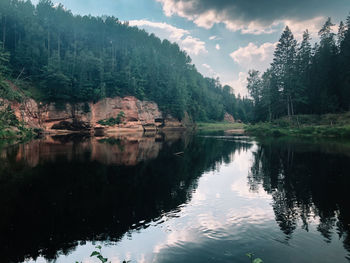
0,132,349,263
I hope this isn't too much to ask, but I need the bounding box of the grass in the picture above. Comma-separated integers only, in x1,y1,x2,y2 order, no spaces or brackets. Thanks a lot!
246,112,350,138
196,121,246,132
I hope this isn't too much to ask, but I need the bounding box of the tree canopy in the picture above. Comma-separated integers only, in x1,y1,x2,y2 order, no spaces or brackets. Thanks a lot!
247,15,350,122
0,0,251,122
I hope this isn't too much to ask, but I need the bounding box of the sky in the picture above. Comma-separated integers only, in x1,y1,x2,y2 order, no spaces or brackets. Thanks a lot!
31,0,350,96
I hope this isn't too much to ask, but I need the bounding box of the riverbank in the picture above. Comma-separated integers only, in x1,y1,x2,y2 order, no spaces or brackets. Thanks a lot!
246,112,350,138
0,127,34,140
195,122,246,132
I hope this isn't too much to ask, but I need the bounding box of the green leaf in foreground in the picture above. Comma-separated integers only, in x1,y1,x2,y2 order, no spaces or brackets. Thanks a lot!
246,253,253,259
90,251,100,257
246,252,263,263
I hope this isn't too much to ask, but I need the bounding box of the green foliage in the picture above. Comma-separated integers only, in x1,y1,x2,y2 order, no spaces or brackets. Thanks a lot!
196,122,245,132
0,105,34,139
246,253,263,263
83,102,90,113
0,41,22,101
0,0,250,122
246,112,350,138
98,111,125,126
76,246,130,263
247,14,350,122
0,105,19,127
0,80,23,101
0,42,10,75
90,247,108,263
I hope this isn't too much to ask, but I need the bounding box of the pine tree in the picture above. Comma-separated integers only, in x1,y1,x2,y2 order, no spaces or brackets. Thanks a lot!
295,30,311,113
313,17,338,112
271,26,297,117
338,15,350,110
337,21,346,48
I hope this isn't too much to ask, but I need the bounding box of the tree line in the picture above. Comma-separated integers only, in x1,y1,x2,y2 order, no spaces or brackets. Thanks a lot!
0,0,252,122
247,15,350,122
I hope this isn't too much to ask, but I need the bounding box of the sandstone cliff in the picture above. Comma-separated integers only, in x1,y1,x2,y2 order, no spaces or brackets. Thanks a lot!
224,112,235,123
7,96,189,134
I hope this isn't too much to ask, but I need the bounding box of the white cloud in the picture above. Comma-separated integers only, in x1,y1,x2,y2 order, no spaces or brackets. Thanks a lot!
129,19,207,55
201,63,218,78
283,16,338,40
230,42,277,72
192,9,221,29
209,35,217,40
228,72,249,97
192,13,332,37
202,63,211,69
228,42,276,96
129,20,188,40
181,35,207,55
225,20,279,35
215,44,220,50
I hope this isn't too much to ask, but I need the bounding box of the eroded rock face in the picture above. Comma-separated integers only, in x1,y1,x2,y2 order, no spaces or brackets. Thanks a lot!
224,112,235,123
9,96,186,134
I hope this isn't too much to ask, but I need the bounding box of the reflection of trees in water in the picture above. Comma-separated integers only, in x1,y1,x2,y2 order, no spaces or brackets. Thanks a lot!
0,134,252,263
248,139,350,256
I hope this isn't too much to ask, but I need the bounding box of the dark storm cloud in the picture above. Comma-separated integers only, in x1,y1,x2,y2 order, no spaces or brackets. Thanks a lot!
158,0,350,27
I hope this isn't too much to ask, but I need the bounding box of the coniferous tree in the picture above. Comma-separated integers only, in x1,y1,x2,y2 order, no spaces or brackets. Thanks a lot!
295,30,311,113
0,0,251,122
247,14,350,122
271,26,297,117
338,15,350,110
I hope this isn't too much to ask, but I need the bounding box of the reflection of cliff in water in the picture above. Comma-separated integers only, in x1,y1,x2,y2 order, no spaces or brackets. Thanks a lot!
1,132,177,168
248,138,350,258
0,133,252,263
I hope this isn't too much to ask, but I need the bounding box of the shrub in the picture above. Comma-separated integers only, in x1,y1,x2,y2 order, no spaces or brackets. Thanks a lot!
97,111,125,126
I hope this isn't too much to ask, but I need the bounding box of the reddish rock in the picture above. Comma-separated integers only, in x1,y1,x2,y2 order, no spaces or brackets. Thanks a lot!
8,96,188,134
224,112,235,123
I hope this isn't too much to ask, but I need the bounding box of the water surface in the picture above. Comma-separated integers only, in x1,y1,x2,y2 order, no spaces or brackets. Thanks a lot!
0,133,349,262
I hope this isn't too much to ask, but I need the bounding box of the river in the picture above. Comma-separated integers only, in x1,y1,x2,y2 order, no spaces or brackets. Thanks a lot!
0,132,349,263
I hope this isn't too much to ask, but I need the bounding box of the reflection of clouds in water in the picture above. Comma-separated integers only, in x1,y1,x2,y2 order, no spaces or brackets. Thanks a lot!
226,207,273,224
233,143,257,173
192,189,206,202
28,257,46,263
153,228,195,254
152,206,274,256
197,208,273,233
137,253,146,263
108,257,121,263
29,138,271,263
151,145,275,257
125,252,132,262
231,177,271,200
197,212,224,231
21,137,350,263
229,143,271,199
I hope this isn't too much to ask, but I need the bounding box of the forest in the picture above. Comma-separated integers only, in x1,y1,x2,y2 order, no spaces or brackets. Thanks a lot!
0,0,252,122
247,16,350,122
